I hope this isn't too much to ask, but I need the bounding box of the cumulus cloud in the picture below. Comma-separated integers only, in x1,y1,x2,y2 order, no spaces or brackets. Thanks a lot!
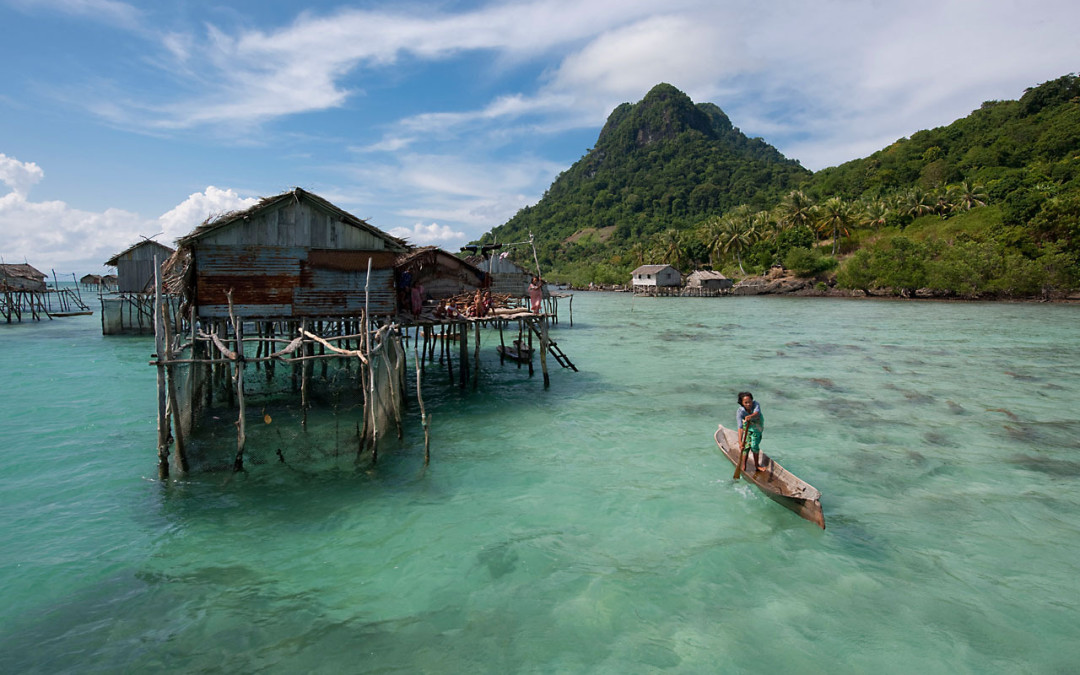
388,222,466,247
0,154,45,198
157,186,260,242
0,156,259,274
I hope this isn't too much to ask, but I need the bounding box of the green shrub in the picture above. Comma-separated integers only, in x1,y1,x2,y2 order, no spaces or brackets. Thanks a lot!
783,247,838,277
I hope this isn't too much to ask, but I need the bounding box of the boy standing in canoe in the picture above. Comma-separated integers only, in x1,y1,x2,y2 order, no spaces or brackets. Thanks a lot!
737,391,766,471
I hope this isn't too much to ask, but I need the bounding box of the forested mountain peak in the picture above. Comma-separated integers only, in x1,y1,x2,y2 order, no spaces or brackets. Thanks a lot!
481,84,809,263
595,83,717,151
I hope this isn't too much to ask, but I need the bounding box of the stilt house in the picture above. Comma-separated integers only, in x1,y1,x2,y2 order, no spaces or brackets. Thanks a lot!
686,270,733,294
106,240,176,293
631,264,681,295
0,263,47,292
150,188,413,478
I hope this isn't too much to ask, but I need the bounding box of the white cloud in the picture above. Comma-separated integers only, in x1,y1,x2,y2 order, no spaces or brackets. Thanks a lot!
0,158,260,274
9,0,141,28
157,186,259,243
0,154,45,198
388,222,466,247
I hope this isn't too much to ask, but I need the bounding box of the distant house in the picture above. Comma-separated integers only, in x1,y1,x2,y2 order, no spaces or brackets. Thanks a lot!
631,264,681,295
0,263,47,292
686,270,733,294
105,240,176,293
80,273,103,289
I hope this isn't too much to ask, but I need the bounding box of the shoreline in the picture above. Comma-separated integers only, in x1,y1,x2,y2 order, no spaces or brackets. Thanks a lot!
562,281,1080,304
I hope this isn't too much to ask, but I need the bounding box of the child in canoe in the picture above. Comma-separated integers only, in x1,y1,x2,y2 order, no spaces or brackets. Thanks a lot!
736,391,766,471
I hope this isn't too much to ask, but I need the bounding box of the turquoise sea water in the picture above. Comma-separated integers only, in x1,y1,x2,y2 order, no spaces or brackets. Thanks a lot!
1,294,1078,673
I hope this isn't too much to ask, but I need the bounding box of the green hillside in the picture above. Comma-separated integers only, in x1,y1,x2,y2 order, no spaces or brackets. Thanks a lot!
477,76,1080,298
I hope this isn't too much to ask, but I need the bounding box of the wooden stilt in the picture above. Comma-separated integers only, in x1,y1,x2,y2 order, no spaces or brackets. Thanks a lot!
539,316,550,388
445,326,454,385
230,293,247,472
473,322,480,390
459,322,469,389
153,256,170,480
414,337,431,465
301,319,309,430
163,300,188,473
498,320,506,363
527,320,534,377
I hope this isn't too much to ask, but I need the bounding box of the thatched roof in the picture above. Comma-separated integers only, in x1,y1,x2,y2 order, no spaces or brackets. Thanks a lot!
176,187,409,251
0,263,46,281
396,247,483,280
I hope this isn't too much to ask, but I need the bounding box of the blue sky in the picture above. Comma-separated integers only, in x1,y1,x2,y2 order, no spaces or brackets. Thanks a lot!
2,0,1078,275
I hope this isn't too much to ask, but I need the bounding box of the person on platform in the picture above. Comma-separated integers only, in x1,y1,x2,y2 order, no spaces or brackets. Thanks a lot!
528,276,543,314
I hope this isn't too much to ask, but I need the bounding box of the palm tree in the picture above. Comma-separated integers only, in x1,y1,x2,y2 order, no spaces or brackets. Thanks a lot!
628,242,647,266
699,216,725,268
753,210,778,242
720,207,756,274
950,181,988,211
658,229,684,268
860,200,889,230
778,190,815,230
902,188,937,219
816,197,856,255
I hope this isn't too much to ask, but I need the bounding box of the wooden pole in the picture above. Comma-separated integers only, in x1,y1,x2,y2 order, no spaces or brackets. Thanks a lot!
229,292,247,472
414,334,431,464
163,299,188,473
527,320,534,377
540,315,550,388
473,321,481,390
459,322,469,389
498,320,506,363
153,255,170,479
301,319,309,430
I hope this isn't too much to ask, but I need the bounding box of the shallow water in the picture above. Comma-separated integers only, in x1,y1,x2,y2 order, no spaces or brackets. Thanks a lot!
1,295,1078,673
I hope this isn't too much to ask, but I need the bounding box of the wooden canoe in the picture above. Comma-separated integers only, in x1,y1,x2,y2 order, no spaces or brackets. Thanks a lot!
715,424,825,529
497,343,533,363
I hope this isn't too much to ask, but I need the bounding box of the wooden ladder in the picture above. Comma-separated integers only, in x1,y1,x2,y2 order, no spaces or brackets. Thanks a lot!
529,321,578,371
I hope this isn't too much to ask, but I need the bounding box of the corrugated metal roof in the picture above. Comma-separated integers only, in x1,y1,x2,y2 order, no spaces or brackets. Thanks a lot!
632,264,676,275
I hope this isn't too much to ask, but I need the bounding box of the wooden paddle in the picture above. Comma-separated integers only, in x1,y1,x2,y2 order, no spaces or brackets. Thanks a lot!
733,425,748,480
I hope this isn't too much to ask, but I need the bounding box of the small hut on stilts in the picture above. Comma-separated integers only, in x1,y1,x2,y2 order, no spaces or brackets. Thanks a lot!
102,239,176,334
151,188,411,478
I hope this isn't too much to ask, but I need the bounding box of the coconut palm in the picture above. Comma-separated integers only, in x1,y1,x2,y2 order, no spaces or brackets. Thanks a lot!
816,197,856,255
720,206,756,274
778,190,815,230
658,229,685,268
902,188,937,219
950,181,988,211
753,210,778,241
698,216,725,268
860,200,889,230
628,242,647,266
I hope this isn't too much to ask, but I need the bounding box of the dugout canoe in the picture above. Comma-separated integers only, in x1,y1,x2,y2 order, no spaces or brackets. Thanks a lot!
715,424,825,529
496,342,533,364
